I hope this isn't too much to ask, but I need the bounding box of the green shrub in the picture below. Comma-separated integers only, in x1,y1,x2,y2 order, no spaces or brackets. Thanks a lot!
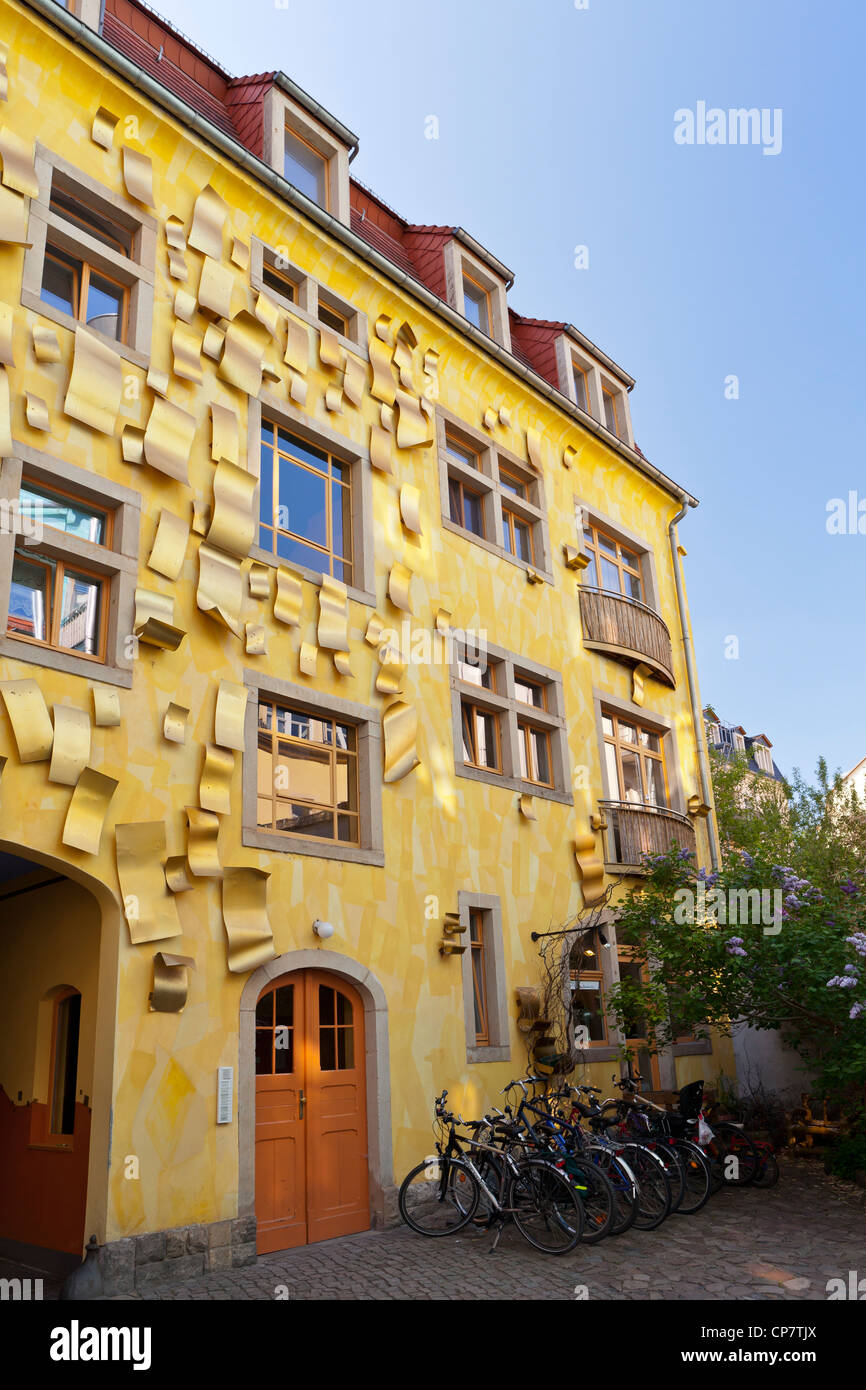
825,1135,866,1182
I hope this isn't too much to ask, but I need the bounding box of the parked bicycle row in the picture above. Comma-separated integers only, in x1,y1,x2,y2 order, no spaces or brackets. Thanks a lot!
399,1074,779,1255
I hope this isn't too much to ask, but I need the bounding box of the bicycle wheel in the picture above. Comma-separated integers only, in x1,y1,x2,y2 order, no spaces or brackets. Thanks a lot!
621,1144,672,1230
586,1147,639,1236
710,1124,760,1186
673,1140,712,1214
398,1156,480,1235
563,1156,615,1243
753,1148,780,1188
510,1158,585,1254
650,1142,686,1213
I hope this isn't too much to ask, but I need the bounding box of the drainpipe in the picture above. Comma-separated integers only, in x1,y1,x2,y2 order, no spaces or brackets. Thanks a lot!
668,499,720,870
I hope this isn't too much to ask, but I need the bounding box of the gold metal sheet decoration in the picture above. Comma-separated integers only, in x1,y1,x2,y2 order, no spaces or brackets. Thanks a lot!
333,651,352,677
526,568,544,585
121,146,154,206
163,701,189,744
396,320,418,350
283,316,309,374
198,255,234,319
146,365,169,397
396,388,433,449
317,574,350,652
210,401,239,465
25,392,49,431
202,322,224,360
289,372,308,406
231,236,249,270
207,459,257,559
164,856,194,893
393,336,415,392
526,426,544,473
482,407,498,431
274,566,303,627
185,806,222,877
192,500,211,536
92,686,121,727
342,354,366,408
188,183,226,259
0,678,54,761
254,290,282,338
32,323,60,364
48,704,91,786
0,365,10,455
435,607,451,635
133,587,187,651
369,336,396,405
0,40,8,102
0,184,29,244
148,509,189,581
574,831,605,906
518,793,537,821
382,700,420,783
388,562,413,613
318,325,343,369
374,313,393,343
325,384,343,414
365,613,385,646
370,423,393,474
400,484,422,535
245,623,267,655
121,426,145,464
0,303,12,365
248,562,270,599
116,822,181,945
214,678,248,751
135,617,186,651
499,406,512,428
380,402,395,432
376,644,406,696
171,321,203,383
173,288,196,323
562,444,578,470
0,127,39,198
631,662,652,708
151,951,195,1012
298,641,317,677
91,107,118,150
143,396,195,484
167,248,187,281
62,767,118,855
64,327,122,435
261,355,282,391
192,543,238,625
219,310,267,397
562,544,590,572
165,215,186,250
200,743,234,816
222,866,276,974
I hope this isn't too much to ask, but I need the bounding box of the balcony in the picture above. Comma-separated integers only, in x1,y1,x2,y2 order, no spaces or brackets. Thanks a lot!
578,586,675,687
599,799,696,870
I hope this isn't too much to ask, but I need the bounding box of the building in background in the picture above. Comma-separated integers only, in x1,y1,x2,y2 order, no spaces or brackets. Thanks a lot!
0,0,730,1291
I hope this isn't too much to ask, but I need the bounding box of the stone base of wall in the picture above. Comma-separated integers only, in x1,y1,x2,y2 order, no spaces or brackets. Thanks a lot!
98,1216,257,1296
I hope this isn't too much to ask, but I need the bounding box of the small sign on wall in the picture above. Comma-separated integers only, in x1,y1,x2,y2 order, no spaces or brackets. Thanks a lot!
217,1066,233,1124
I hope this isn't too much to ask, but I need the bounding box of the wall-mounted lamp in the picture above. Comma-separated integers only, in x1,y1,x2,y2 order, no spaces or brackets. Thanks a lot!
598,930,610,950
313,919,335,940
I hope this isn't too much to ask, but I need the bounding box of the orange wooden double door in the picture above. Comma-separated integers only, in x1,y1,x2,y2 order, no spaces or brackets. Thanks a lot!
255,970,370,1254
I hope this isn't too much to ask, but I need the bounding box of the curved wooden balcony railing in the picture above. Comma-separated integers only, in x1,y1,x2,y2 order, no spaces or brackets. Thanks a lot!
578,586,675,687
599,799,696,869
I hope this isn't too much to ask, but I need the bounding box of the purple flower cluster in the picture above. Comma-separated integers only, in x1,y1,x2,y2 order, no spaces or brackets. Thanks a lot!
725,936,747,958
828,931,866,1021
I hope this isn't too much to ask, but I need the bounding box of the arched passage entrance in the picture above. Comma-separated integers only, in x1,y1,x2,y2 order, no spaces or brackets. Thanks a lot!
0,843,119,1269
239,950,393,1254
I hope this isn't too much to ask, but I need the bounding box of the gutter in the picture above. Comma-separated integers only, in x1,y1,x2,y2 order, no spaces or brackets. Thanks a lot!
564,323,634,391
272,71,360,161
452,227,515,289
20,0,697,508
668,500,720,870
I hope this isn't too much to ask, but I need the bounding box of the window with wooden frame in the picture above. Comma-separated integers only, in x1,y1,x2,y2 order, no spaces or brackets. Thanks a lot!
469,908,490,1045
448,473,486,538
444,429,481,470
262,261,298,303
582,521,644,601
259,420,353,585
317,300,348,336
602,710,668,807
602,385,624,439
572,359,591,415
462,271,491,335
48,988,81,1139
284,125,329,208
569,930,608,1045
38,182,136,344
461,699,501,773
502,505,534,564
7,551,106,660
517,718,553,787
256,701,359,845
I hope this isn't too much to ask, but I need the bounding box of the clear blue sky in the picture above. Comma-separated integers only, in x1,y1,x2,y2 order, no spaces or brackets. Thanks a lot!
159,0,863,782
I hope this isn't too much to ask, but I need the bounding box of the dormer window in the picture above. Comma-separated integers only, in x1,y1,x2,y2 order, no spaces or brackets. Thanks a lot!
603,384,624,438
444,241,512,350
754,743,774,775
263,85,355,225
462,273,490,334
284,127,328,208
572,359,591,415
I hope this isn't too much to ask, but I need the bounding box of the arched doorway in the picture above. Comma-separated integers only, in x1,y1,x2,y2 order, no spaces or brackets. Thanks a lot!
239,950,393,1255
254,970,369,1253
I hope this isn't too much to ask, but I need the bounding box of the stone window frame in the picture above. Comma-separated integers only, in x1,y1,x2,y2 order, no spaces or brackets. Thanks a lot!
262,87,352,226
458,891,510,1064
436,407,553,582
574,498,662,615
591,687,687,818
443,240,511,351
0,443,140,687
21,145,158,371
568,909,623,1065
450,639,573,805
241,668,384,867
250,238,368,357
246,391,377,607
598,370,634,450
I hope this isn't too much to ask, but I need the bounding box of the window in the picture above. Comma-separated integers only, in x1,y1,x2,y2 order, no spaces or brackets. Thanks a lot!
318,983,356,1071
251,240,366,346
284,126,328,207
255,983,295,1075
257,701,359,845
318,301,348,335
452,644,571,801
502,505,534,563
49,989,81,1137
448,474,486,538
569,931,608,1045
444,430,480,470
572,360,591,415
469,908,489,1045
602,710,668,807
603,385,624,439
262,262,297,303
462,273,490,334
259,420,353,585
754,743,773,775
582,522,644,601
8,552,105,659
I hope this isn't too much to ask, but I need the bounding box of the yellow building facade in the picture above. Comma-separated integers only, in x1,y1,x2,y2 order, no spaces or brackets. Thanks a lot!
0,0,734,1289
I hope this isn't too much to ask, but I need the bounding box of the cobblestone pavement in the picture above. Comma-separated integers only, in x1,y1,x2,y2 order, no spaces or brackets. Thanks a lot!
108,1156,865,1302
